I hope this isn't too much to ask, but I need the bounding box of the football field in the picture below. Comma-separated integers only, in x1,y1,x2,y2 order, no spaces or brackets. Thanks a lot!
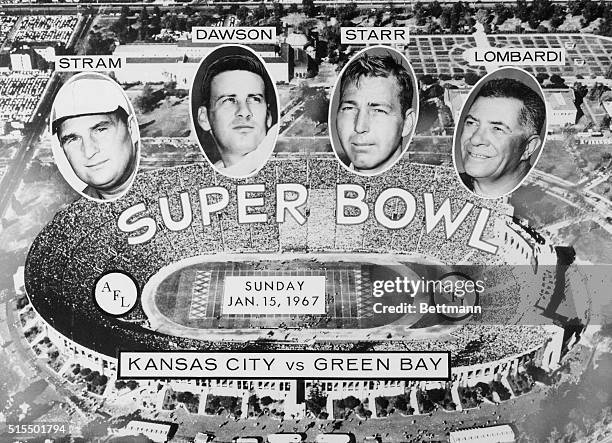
149,257,431,333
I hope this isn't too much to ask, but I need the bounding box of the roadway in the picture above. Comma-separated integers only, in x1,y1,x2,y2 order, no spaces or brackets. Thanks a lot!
0,10,93,220
530,169,612,235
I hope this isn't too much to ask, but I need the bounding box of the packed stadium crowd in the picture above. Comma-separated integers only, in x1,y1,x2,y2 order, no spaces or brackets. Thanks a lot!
13,15,78,44
0,71,51,124
276,160,309,251
0,16,18,46
25,159,541,366
373,325,551,366
446,265,524,324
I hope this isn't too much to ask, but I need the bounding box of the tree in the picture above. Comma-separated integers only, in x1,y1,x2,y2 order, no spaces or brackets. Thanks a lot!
344,396,360,409
209,396,221,410
532,0,554,21
273,2,285,19
528,17,541,30
304,91,329,123
440,9,451,29
494,4,511,25
91,375,104,386
86,32,115,55
306,384,327,416
600,4,612,37
429,1,443,18
420,74,437,85
138,6,150,40
464,72,480,85
135,83,160,113
338,3,358,23
395,395,408,411
567,0,584,16
583,0,602,23
550,74,566,87
550,5,566,28
302,0,317,18
475,8,490,24
237,6,249,23
220,396,238,411
164,80,177,96
376,397,390,410
297,18,319,36
254,3,267,21
150,7,162,36
415,2,428,26
261,396,274,406
177,391,196,404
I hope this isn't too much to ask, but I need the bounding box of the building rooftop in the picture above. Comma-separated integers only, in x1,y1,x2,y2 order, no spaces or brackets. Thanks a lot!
544,90,576,112
125,56,183,64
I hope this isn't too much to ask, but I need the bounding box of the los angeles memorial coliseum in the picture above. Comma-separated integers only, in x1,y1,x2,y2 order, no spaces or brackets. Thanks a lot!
22,156,586,415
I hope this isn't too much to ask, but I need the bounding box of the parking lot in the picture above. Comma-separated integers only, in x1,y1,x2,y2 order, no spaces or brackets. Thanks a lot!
404,33,612,78
406,35,487,77
489,33,612,77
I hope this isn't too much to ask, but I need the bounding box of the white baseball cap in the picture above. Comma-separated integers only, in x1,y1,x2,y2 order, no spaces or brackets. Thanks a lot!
51,73,132,134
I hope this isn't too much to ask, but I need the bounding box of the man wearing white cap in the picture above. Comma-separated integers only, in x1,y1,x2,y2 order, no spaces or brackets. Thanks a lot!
51,73,139,201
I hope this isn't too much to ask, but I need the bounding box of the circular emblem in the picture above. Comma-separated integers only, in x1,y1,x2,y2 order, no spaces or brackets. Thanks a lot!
93,271,139,316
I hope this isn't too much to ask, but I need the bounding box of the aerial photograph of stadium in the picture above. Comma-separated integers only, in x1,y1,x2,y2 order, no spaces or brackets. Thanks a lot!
0,1,611,442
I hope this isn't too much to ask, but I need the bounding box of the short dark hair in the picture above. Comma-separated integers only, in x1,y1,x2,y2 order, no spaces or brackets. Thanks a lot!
339,52,414,116
475,78,546,135
113,106,129,124
201,54,272,110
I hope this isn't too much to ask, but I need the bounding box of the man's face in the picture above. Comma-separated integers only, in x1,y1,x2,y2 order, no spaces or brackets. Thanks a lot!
58,112,135,192
460,96,533,182
198,70,270,157
336,75,413,174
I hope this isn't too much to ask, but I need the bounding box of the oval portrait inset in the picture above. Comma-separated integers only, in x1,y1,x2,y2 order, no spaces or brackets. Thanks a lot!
453,67,548,199
190,44,280,178
329,45,419,176
50,72,141,203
